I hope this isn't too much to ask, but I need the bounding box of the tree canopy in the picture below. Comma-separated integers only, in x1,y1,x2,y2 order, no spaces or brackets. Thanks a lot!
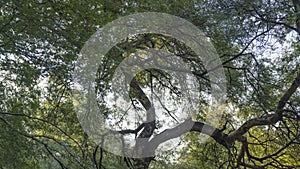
0,0,299,169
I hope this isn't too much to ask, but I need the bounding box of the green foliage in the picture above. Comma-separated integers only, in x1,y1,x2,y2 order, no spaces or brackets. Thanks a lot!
0,0,299,168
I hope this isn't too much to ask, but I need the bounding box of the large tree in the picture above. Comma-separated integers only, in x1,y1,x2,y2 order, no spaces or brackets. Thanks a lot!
0,0,299,168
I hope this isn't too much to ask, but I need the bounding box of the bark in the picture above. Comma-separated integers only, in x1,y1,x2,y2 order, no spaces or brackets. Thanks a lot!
127,72,300,168
293,0,300,31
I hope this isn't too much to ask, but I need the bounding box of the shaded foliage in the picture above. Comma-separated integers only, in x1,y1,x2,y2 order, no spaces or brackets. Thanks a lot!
0,0,299,168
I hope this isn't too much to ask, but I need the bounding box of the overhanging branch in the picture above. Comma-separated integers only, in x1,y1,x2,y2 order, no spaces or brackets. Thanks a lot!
227,72,300,142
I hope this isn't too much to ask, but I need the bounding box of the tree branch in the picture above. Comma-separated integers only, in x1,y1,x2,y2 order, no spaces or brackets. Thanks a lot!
148,119,229,150
227,72,300,142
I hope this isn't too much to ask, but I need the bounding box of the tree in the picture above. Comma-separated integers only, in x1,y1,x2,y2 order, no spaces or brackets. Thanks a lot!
0,0,299,169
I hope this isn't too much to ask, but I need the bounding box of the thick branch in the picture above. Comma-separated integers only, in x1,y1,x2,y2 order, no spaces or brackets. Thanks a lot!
293,0,300,31
126,72,300,160
227,72,300,142
118,123,145,135
148,119,229,150
129,78,156,139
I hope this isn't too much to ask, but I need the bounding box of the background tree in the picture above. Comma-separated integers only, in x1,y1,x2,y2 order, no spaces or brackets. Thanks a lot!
0,0,299,168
